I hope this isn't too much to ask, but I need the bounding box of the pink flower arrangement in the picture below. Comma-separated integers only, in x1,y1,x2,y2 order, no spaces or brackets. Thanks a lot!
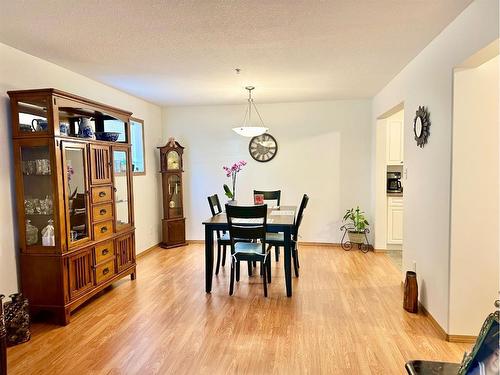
222,160,246,200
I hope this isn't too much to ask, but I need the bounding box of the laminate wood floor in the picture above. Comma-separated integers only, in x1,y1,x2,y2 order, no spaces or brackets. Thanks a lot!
7,244,470,374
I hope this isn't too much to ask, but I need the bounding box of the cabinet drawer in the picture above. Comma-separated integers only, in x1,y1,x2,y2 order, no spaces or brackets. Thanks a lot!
92,186,112,204
95,240,114,265
93,220,113,241
388,197,404,207
92,203,113,222
95,259,115,285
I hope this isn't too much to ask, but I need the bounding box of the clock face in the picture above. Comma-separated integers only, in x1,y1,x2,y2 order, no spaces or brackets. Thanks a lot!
249,133,278,162
166,151,180,170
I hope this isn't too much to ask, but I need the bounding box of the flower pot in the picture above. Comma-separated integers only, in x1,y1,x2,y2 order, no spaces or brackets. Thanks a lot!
347,230,365,244
403,271,418,313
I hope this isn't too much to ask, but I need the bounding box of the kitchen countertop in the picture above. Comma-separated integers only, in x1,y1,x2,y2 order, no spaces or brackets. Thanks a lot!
387,192,403,197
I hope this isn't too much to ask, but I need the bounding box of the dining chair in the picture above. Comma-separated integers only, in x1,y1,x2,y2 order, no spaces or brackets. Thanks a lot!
266,194,309,277
253,190,281,206
207,194,230,275
254,190,282,261
226,204,271,297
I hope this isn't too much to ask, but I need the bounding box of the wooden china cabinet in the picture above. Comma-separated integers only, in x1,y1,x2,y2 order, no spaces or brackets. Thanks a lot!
159,139,186,248
8,88,136,325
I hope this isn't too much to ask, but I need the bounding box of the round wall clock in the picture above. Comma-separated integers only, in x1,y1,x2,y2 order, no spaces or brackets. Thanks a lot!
249,133,278,162
414,106,431,148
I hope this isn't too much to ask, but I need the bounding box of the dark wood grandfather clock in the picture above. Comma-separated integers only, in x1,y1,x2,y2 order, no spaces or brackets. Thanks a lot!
159,138,186,248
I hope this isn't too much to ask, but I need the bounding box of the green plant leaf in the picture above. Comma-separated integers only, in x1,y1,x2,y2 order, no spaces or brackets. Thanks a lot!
223,184,233,199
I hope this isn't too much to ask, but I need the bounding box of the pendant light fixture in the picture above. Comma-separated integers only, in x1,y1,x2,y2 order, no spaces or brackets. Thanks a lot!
232,86,268,137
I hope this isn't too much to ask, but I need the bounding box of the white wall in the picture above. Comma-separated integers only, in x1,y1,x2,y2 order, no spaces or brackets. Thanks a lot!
449,55,499,335
371,0,499,332
0,43,163,295
163,100,372,243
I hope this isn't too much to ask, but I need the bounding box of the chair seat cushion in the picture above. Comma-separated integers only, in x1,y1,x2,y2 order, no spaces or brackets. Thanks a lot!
234,242,265,256
266,232,284,243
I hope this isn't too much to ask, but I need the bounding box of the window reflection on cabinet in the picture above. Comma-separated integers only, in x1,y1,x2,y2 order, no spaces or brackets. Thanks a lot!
113,149,131,231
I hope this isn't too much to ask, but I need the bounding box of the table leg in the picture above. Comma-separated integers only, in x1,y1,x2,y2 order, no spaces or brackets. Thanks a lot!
205,226,214,293
283,226,292,297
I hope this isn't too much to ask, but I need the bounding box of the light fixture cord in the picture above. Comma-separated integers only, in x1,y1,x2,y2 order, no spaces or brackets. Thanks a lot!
243,87,265,127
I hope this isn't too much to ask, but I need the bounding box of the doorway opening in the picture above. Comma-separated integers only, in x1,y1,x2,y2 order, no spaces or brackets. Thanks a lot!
375,103,405,271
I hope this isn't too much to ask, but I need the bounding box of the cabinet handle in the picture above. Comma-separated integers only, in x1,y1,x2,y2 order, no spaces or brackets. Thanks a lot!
102,248,109,255
99,209,107,215
99,191,106,198
103,267,109,275
100,226,108,233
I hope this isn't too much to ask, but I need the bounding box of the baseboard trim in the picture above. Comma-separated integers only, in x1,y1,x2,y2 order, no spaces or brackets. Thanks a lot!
418,302,477,343
447,334,477,343
187,240,205,244
298,242,341,247
418,302,448,341
137,242,161,259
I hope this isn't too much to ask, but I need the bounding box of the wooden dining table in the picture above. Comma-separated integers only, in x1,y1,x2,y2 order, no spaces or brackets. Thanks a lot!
202,205,297,297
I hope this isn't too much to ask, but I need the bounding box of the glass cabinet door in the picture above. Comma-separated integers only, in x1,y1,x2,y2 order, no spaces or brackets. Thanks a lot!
62,142,91,246
113,148,132,231
19,140,57,250
167,174,183,218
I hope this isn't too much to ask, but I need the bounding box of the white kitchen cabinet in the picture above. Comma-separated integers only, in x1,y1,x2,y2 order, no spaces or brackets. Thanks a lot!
387,197,403,244
386,120,404,165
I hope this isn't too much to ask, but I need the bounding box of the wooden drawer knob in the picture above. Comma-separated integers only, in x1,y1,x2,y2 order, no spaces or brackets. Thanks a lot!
103,267,110,275
99,191,106,198
100,226,108,233
101,248,109,255
99,208,107,215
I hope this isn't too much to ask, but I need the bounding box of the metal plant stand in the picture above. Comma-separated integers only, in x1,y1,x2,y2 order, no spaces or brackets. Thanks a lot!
340,225,371,253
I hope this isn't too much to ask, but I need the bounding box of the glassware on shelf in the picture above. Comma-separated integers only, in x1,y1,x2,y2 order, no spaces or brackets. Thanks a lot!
23,196,53,215
22,161,36,175
25,220,38,245
35,159,50,175
41,220,55,247
24,198,35,215
38,195,53,215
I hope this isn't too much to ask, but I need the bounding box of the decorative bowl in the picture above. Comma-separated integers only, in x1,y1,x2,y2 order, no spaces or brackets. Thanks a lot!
95,132,120,142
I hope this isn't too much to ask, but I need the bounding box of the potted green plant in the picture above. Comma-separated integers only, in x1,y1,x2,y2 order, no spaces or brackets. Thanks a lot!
342,206,369,244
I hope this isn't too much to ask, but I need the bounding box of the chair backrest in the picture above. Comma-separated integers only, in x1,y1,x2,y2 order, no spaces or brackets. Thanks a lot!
293,194,309,240
253,190,281,206
226,205,267,250
207,194,222,216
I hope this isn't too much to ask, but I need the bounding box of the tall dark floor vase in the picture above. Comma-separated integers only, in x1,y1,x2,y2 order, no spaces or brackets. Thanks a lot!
0,295,7,375
403,271,418,313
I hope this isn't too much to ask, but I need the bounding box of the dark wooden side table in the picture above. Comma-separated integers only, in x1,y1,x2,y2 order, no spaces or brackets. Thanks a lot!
405,360,460,375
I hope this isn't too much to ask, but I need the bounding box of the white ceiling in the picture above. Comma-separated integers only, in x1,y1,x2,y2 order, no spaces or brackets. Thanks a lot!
0,0,472,106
